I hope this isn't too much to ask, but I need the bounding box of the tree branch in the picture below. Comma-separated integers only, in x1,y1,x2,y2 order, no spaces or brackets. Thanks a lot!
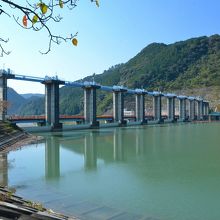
0,37,10,57
0,0,98,55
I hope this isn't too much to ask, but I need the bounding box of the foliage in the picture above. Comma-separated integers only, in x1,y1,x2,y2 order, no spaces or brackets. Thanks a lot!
0,0,99,56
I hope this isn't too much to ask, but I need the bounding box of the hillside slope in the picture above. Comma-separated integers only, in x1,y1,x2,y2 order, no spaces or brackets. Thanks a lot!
7,88,44,115
18,34,220,115
7,88,26,115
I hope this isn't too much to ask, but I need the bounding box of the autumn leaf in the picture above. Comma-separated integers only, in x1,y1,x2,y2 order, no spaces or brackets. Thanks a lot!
95,0,99,7
40,3,48,14
22,15,28,27
72,38,78,46
32,15,38,25
59,0,64,8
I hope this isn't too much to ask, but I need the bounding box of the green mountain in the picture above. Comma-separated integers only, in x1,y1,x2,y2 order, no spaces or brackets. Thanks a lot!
18,34,220,115
21,93,44,99
7,88,26,115
18,96,44,115
7,88,44,115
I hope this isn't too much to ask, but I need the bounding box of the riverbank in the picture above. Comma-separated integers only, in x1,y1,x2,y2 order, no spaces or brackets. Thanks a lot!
0,121,43,153
0,122,79,219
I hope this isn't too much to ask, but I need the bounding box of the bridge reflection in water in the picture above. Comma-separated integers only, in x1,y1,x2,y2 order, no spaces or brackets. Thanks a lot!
42,126,165,180
3,123,220,220
44,128,130,178
45,137,60,179
0,126,186,186
84,133,97,170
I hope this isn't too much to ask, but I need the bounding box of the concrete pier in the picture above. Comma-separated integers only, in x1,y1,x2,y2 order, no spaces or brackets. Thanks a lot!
177,95,187,121
152,92,162,122
188,97,196,121
42,78,64,130
113,86,127,125
203,101,209,118
83,82,101,127
196,98,204,120
135,89,147,124
0,69,15,121
165,94,176,122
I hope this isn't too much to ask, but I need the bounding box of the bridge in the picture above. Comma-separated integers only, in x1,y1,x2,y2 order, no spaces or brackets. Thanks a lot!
0,69,210,131
8,115,166,124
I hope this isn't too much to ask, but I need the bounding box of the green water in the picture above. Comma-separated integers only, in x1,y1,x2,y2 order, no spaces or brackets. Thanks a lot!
2,122,220,220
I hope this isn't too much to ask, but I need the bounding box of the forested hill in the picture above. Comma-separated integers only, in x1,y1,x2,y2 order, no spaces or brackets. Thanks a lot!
18,34,220,115
89,34,220,90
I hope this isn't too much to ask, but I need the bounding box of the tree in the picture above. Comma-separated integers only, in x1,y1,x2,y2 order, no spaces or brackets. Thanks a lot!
0,0,99,56
0,100,10,116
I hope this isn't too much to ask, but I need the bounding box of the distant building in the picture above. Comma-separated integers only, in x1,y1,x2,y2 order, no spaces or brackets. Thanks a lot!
124,108,134,116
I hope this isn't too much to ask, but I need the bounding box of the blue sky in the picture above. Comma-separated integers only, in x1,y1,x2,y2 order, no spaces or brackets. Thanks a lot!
1,0,220,94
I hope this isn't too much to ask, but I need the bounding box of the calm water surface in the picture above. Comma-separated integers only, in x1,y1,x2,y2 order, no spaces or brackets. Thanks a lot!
2,122,220,220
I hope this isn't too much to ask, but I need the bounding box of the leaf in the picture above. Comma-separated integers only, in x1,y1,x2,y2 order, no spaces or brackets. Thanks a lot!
22,15,28,27
95,0,99,7
59,0,64,8
41,3,48,14
32,15,38,25
72,38,78,46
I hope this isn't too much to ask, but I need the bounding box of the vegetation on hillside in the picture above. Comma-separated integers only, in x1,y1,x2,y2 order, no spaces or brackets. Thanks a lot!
11,34,220,115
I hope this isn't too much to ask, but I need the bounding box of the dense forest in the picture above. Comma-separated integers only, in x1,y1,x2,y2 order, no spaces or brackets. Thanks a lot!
10,34,220,115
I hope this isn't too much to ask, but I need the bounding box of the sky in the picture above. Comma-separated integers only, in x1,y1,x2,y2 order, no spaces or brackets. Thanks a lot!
1,0,220,94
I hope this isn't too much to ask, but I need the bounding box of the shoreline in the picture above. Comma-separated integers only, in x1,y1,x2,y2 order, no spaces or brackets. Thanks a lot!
0,121,45,154
0,126,78,219
0,133,44,154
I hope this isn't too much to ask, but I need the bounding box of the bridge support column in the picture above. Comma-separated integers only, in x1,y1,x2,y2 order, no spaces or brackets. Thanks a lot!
167,97,175,121
0,69,14,121
113,86,127,126
189,99,196,121
153,94,162,122
203,101,209,119
135,90,147,124
200,100,204,120
42,79,64,130
83,83,100,127
196,99,203,120
178,96,187,121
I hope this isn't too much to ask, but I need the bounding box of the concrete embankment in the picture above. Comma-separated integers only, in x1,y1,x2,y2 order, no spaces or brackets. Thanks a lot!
0,186,78,220
0,121,43,153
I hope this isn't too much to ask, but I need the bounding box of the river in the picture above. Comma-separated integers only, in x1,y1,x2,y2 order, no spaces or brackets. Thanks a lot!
2,122,220,220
